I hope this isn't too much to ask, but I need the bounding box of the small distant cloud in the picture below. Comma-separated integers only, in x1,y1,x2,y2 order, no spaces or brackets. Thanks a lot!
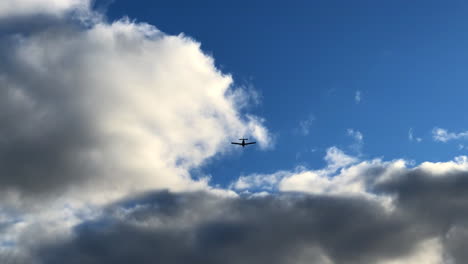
295,115,315,136
355,90,361,104
347,128,363,142
347,129,363,154
408,128,422,143
295,152,301,160
432,127,468,142
298,120,311,135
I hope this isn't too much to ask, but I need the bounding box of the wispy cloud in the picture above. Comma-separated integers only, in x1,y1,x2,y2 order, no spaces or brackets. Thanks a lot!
347,128,363,142
295,115,315,136
432,127,468,142
355,90,361,104
347,128,364,153
409,128,422,142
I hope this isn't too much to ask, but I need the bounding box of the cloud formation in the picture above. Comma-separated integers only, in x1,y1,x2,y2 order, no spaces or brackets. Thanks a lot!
0,9,270,203
433,127,468,143
6,147,468,263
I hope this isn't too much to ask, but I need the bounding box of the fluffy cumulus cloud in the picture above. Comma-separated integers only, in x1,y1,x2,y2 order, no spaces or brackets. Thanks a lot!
3,1,468,264
0,6,271,203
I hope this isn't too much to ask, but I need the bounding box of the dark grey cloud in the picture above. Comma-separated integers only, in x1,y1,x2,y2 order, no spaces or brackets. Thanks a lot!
376,168,468,230
33,173,468,264
0,32,100,196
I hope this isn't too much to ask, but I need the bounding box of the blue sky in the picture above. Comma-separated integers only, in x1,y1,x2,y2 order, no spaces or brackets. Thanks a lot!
106,0,468,186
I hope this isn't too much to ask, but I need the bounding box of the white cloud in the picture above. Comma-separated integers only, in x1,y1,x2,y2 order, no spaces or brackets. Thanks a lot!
0,0,90,18
232,145,359,192
278,158,395,199
231,170,291,191
231,147,363,195
245,115,273,149
432,127,468,142
355,90,361,103
0,6,272,215
418,156,468,175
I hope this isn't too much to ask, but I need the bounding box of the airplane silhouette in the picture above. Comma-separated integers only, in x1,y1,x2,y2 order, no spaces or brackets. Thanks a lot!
231,138,256,148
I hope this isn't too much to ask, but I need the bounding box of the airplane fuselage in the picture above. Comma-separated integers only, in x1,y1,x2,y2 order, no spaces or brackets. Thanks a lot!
240,139,247,147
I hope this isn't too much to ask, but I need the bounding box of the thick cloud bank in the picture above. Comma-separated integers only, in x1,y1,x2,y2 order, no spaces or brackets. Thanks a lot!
34,179,468,264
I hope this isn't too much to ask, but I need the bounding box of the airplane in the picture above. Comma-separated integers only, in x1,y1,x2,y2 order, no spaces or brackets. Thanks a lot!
231,138,256,148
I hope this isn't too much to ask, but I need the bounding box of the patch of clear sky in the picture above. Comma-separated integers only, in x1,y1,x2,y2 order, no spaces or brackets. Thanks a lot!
105,0,468,186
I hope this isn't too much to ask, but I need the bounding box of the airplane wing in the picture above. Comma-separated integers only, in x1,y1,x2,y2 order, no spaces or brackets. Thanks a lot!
231,142,242,145
245,142,256,145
